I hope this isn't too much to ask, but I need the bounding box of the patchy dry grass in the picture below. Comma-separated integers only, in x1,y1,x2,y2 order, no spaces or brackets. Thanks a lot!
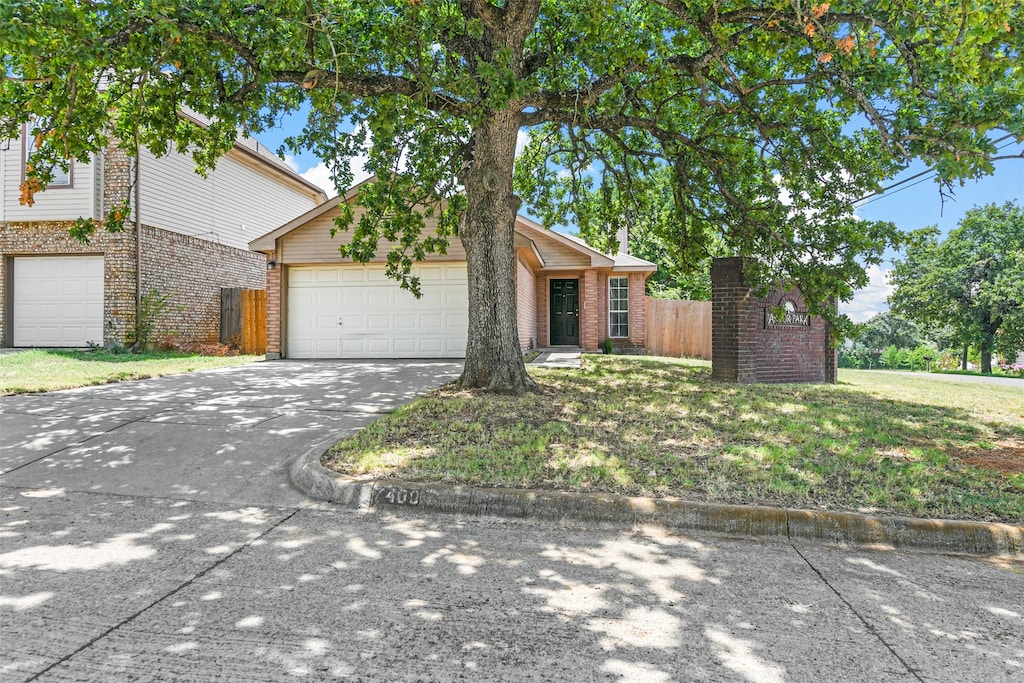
324,356,1024,522
0,349,259,395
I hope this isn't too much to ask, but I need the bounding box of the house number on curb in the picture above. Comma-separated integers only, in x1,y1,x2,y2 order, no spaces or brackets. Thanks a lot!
374,487,421,506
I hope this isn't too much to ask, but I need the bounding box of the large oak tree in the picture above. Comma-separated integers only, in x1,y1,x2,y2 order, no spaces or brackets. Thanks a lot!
890,202,1024,374
3,0,1021,393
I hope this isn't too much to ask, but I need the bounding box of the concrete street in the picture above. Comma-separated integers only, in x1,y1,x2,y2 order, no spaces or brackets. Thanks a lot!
1,362,1022,681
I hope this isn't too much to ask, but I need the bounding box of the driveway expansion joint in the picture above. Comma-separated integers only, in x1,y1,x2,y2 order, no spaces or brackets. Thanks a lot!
791,544,927,683
290,441,1024,559
0,404,179,477
22,508,300,682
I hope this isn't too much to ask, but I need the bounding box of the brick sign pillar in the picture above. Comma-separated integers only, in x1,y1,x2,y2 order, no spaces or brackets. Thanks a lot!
711,257,837,384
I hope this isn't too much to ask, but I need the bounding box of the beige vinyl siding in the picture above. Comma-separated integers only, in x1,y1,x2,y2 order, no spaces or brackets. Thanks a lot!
280,205,467,263
1,139,97,222
516,254,537,350
530,231,591,269
138,146,318,251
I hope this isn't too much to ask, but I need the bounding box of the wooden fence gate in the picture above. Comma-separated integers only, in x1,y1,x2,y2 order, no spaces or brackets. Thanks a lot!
220,288,267,355
644,297,712,359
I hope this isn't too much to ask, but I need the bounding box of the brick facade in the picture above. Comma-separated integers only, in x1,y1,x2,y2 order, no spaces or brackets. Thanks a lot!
528,269,648,352
710,257,837,384
581,269,599,351
514,254,538,351
628,271,647,349
266,263,283,357
140,225,265,344
1,145,266,347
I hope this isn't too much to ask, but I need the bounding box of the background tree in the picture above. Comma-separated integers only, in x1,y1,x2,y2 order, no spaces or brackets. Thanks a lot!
840,311,924,368
4,0,1022,394
890,202,1024,374
857,311,924,359
561,167,719,300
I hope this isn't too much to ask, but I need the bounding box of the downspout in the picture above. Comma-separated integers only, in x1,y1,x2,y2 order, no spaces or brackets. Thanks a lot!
134,145,142,344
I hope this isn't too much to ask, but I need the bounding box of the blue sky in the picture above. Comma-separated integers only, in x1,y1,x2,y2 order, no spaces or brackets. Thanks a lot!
843,146,1023,321
256,115,1022,322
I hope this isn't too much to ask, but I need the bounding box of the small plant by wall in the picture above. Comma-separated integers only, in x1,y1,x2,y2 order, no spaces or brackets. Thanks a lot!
131,289,179,351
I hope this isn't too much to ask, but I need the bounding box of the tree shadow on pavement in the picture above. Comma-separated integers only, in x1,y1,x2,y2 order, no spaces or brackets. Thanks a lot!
1,488,1020,681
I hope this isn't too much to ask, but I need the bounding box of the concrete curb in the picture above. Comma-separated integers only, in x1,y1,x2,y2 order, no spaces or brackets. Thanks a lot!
290,443,1024,559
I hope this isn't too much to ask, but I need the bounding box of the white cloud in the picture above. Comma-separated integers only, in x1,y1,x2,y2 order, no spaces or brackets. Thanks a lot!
515,129,531,157
283,153,372,198
840,265,893,322
283,123,523,196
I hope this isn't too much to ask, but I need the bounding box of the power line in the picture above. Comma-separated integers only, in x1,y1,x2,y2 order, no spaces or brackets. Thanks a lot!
856,173,944,207
853,133,1020,204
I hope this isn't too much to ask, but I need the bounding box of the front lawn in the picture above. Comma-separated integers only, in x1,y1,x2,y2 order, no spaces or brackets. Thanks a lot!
0,349,259,394
325,356,1024,522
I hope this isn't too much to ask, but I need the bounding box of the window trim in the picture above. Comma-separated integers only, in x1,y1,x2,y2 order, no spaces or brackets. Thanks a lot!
22,124,74,190
609,275,629,339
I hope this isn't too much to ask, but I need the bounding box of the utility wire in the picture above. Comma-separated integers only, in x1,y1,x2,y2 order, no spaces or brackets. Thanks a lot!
853,133,1020,204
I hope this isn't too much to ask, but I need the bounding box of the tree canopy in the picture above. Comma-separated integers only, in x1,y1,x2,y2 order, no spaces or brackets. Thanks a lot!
857,311,924,356
889,201,1024,374
3,0,1022,393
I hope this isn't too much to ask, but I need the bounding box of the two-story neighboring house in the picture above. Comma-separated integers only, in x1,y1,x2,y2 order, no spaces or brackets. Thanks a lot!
0,116,326,348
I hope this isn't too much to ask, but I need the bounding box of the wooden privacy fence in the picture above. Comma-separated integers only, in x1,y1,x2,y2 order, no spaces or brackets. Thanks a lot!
645,297,712,359
221,288,267,355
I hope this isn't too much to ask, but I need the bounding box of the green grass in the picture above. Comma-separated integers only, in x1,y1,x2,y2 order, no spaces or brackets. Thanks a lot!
0,349,259,394
931,368,1024,379
325,356,1024,523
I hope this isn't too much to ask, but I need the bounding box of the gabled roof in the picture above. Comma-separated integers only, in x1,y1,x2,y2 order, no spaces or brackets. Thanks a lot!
513,214,614,268
517,216,656,272
249,176,657,274
248,176,374,251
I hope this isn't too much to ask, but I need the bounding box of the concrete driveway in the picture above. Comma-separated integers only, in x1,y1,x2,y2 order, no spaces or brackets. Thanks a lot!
0,360,462,508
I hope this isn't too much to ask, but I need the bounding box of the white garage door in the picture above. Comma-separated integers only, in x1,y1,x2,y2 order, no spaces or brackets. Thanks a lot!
287,264,469,358
13,256,104,347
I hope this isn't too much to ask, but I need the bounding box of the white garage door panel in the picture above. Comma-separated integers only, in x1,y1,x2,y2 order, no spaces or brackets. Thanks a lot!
287,264,468,359
13,256,104,347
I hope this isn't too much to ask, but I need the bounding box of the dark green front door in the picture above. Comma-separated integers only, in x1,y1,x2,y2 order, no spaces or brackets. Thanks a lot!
550,279,579,346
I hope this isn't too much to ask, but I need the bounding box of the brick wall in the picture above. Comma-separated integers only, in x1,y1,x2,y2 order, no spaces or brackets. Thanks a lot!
600,271,648,353
711,257,836,384
140,225,266,345
628,271,646,349
266,263,282,357
104,145,131,209
535,273,549,347
581,269,599,351
515,255,537,351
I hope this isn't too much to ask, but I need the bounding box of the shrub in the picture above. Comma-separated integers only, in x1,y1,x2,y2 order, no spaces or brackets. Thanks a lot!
879,345,902,369
155,339,240,357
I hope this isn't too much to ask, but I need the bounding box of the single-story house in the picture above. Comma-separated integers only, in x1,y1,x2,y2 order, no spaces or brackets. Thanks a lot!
0,113,326,348
249,180,657,359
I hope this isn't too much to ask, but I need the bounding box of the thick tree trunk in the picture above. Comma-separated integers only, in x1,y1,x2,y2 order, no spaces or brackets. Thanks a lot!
961,344,969,371
980,323,999,374
458,110,537,395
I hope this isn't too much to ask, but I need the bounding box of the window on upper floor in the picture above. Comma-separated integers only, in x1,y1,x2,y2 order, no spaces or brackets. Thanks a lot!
23,123,72,189
609,276,629,338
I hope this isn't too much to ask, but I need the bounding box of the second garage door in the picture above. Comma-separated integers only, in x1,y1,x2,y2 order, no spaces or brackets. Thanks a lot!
13,256,104,347
287,263,469,358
